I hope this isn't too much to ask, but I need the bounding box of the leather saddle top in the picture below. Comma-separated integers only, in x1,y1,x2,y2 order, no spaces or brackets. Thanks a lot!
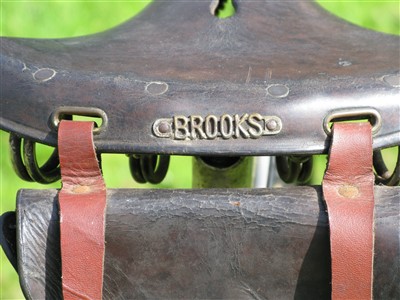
1,0,399,155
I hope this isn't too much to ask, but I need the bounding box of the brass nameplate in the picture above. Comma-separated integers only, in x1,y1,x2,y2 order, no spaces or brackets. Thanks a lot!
153,113,282,140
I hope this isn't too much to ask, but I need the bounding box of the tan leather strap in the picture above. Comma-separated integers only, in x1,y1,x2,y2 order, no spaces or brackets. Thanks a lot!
58,120,106,300
323,122,375,299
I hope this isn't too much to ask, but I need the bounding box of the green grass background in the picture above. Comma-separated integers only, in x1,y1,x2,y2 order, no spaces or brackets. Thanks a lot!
0,1,399,298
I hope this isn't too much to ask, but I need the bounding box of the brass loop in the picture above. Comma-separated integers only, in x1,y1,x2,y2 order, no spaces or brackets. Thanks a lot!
373,146,399,186
323,108,382,136
50,106,108,134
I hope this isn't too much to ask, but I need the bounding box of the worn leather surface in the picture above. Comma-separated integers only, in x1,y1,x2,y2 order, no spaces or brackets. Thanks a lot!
16,187,399,299
58,121,106,299
323,123,375,299
1,1,399,155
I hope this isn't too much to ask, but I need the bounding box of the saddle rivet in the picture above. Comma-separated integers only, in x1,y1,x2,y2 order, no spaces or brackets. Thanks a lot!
383,74,400,88
158,121,171,134
266,84,289,98
145,81,169,95
266,120,278,131
337,184,359,198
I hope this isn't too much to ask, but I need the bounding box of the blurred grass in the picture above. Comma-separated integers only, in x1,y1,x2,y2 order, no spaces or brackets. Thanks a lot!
0,1,399,298
319,0,400,35
1,2,152,38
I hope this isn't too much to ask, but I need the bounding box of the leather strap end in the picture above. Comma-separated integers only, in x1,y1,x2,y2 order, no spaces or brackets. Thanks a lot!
58,120,107,300
323,122,375,300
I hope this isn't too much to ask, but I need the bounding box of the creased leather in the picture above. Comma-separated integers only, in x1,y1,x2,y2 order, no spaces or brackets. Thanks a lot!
323,123,374,300
58,120,106,300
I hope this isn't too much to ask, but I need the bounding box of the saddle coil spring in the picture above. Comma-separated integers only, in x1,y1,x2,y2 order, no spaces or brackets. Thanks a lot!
8,133,399,186
129,154,170,184
9,133,61,184
9,133,103,184
373,148,400,186
276,155,313,184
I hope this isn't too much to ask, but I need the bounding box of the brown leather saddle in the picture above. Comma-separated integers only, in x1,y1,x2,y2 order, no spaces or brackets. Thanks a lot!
1,1,399,299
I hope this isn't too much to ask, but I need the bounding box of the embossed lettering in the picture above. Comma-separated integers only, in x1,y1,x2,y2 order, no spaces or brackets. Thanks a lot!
190,115,207,139
220,114,234,139
174,116,189,140
205,115,218,139
248,113,263,138
154,114,281,140
235,113,250,138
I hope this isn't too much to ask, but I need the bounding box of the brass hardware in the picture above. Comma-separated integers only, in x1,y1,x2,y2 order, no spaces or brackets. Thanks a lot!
323,108,382,136
153,114,282,140
50,107,108,134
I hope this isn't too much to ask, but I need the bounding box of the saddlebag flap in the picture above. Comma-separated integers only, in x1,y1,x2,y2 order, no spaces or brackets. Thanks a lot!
16,186,399,299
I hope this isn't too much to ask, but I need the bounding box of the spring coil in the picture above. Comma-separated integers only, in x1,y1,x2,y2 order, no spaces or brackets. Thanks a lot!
9,133,61,184
9,133,103,184
129,154,170,184
276,155,313,184
373,146,399,186
9,131,398,187
276,147,399,186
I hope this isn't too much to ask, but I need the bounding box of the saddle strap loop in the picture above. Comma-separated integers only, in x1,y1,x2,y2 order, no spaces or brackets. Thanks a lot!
58,120,106,300
323,123,375,300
